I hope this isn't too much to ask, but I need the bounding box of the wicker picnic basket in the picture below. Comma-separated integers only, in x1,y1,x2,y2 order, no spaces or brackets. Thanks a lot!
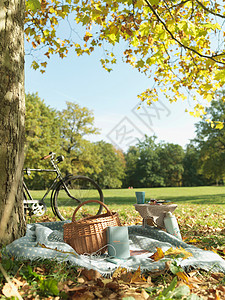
63,200,121,254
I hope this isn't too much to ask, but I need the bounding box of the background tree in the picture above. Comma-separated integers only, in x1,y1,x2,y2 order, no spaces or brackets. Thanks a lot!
57,101,100,175
92,141,126,189
182,143,208,187
24,93,61,189
68,139,103,177
0,0,26,246
194,96,225,185
158,143,184,187
124,146,140,188
24,97,101,188
132,136,165,188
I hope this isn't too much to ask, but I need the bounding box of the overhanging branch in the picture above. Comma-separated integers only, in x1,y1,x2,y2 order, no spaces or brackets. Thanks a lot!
196,0,225,19
144,0,225,65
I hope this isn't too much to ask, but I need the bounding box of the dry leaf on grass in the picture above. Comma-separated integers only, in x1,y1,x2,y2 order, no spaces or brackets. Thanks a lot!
121,288,149,300
105,281,120,292
1,276,23,299
81,269,102,281
72,291,95,300
130,266,146,284
220,228,225,235
2,283,19,298
63,284,88,293
176,271,189,284
211,273,225,281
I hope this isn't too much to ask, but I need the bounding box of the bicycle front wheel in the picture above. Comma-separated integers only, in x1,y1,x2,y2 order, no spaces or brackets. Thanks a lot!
52,175,104,221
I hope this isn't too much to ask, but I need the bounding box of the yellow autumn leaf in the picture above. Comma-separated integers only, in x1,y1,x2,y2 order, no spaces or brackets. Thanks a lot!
130,266,146,283
215,122,224,130
112,267,128,278
176,271,189,283
189,239,198,243
149,247,164,261
165,247,193,260
205,94,213,102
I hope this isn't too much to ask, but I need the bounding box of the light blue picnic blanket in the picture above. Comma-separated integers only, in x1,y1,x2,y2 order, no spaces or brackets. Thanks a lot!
5,222,225,276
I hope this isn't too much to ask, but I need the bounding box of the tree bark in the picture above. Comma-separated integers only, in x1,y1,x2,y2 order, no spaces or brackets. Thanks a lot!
0,0,26,246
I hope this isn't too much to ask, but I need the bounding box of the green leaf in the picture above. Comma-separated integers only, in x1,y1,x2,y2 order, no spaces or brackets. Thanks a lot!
169,261,184,275
149,0,160,5
161,276,177,296
40,278,59,296
171,285,190,298
214,122,224,130
26,0,41,12
108,33,117,44
31,60,39,70
1,259,13,271
139,22,150,37
131,36,139,47
135,0,145,9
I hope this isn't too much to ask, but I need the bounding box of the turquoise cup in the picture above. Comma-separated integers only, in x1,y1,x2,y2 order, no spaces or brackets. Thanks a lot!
135,191,145,204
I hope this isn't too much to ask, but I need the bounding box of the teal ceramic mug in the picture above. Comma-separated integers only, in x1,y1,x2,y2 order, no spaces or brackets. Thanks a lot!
135,191,145,204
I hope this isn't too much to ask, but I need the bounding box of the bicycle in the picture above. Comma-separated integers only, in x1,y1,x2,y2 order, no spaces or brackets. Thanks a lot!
23,152,104,220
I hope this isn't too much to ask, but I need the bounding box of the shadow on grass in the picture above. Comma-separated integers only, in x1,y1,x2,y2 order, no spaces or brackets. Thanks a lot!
104,194,225,205
30,192,225,208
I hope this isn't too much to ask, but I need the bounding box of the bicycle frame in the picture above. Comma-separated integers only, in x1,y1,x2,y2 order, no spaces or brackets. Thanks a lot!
23,152,105,219
23,153,77,207
23,170,60,203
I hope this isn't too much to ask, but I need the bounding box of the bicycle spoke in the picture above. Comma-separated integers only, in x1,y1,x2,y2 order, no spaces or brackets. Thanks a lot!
52,176,104,221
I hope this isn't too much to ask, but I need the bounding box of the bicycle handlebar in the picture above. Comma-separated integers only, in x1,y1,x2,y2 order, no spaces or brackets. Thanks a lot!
41,152,55,160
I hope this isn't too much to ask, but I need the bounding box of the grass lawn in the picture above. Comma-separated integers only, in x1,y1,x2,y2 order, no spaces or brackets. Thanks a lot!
1,186,225,299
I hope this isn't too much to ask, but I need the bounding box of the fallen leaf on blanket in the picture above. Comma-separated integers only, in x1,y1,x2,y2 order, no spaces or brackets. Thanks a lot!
81,269,102,281
149,247,164,261
130,266,146,283
165,247,193,260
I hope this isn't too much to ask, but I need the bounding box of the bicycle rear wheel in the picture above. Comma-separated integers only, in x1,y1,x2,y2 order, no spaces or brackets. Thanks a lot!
52,175,104,221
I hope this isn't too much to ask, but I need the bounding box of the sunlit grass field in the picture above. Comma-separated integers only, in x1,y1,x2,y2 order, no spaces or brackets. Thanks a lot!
28,185,225,219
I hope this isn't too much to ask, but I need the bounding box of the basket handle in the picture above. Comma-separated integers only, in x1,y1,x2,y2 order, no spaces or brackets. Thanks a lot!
72,200,112,222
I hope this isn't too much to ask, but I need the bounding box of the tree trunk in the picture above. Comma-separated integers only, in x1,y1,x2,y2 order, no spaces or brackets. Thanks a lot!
0,0,26,246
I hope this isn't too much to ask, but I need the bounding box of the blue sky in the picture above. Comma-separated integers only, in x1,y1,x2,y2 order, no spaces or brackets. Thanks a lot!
25,44,198,151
